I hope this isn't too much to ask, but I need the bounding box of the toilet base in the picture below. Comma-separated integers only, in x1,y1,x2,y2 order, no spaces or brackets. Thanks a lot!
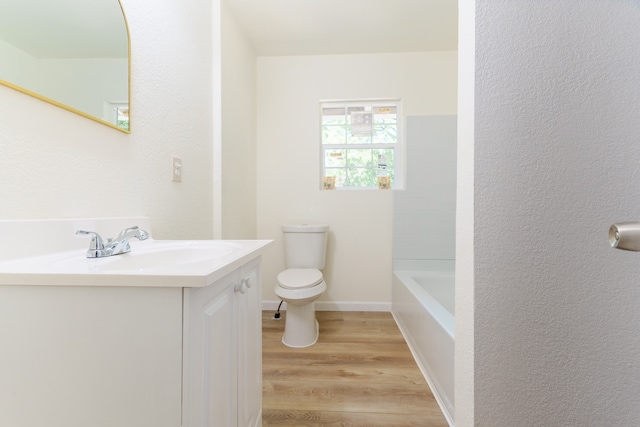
281,303,320,348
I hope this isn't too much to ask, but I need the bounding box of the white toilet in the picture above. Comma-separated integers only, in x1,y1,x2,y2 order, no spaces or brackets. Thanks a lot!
275,224,329,348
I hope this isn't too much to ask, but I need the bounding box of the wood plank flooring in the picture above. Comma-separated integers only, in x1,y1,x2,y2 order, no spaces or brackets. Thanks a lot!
262,311,449,427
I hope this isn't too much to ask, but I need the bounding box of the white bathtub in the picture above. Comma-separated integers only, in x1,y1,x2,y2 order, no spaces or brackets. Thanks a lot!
392,267,455,426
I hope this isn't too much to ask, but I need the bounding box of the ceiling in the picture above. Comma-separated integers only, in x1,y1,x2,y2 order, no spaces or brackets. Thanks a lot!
225,0,458,56
0,0,457,59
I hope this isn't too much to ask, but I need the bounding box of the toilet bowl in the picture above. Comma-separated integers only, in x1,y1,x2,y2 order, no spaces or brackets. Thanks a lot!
276,225,329,348
275,268,327,347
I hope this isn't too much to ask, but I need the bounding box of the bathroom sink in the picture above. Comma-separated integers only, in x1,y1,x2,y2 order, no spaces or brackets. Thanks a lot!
52,240,242,273
0,231,271,288
96,246,234,272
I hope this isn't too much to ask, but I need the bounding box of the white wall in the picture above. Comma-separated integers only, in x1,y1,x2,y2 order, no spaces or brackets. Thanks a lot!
221,0,257,239
257,52,457,305
393,115,457,263
458,1,640,425
455,1,475,425
0,0,215,240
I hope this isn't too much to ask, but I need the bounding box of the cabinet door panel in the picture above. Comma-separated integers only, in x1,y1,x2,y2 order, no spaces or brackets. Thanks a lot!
184,275,237,427
183,258,264,427
238,260,262,427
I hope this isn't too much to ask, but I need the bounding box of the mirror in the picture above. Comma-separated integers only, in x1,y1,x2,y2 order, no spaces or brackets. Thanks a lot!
0,0,130,132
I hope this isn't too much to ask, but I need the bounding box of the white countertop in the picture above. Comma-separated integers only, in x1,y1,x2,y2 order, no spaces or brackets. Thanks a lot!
0,239,272,288
0,217,272,288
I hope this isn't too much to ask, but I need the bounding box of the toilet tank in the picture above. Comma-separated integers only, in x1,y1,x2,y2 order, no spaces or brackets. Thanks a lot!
282,224,329,269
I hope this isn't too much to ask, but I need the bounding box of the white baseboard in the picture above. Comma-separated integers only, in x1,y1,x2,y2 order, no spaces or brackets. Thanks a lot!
261,300,391,312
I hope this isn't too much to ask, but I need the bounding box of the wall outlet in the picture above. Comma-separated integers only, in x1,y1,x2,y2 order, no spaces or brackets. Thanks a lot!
172,156,182,182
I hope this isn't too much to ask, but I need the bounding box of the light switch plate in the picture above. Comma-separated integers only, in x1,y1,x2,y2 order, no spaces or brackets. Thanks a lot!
172,156,182,182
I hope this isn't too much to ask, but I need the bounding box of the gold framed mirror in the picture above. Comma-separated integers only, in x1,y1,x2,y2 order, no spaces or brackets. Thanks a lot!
0,0,131,133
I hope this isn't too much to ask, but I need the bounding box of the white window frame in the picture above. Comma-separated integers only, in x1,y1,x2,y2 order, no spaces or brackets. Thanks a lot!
320,99,404,190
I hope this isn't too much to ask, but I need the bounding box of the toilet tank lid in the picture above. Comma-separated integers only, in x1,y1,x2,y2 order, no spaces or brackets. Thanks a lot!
282,224,329,233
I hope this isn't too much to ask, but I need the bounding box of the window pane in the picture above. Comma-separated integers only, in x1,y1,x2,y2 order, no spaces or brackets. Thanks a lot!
375,148,395,184
325,149,346,167
375,148,395,167
347,126,372,144
322,107,346,125
346,149,374,168
346,106,368,124
373,106,397,124
347,167,376,187
325,168,346,187
350,112,372,137
373,124,397,144
322,125,347,144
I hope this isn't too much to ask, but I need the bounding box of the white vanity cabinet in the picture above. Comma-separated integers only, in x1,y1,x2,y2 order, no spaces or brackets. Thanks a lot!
0,218,271,427
183,257,263,427
0,256,266,427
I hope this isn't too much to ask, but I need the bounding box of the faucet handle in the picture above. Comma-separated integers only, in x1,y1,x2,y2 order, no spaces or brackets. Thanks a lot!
116,226,138,240
76,230,109,258
76,230,105,249
116,225,149,241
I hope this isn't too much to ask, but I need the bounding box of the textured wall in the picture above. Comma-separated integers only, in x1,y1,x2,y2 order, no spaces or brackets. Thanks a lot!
0,0,214,240
257,52,457,305
459,1,640,425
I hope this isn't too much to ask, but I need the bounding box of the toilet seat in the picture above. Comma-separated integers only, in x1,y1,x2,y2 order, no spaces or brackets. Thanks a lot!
277,268,323,290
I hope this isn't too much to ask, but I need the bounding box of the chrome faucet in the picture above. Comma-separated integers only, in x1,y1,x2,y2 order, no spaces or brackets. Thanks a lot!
107,226,150,256
76,226,149,258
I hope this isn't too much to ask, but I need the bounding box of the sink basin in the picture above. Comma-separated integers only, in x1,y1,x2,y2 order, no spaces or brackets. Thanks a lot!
99,246,234,272
52,240,242,273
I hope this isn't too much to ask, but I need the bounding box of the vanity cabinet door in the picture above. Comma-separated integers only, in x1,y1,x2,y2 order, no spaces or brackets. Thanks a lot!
237,258,263,427
183,273,238,427
183,257,264,427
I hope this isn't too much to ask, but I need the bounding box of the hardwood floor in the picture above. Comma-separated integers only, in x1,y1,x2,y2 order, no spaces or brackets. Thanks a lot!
262,310,449,427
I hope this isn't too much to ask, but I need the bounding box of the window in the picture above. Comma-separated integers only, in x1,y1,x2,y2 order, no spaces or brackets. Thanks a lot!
320,100,403,190
104,101,130,131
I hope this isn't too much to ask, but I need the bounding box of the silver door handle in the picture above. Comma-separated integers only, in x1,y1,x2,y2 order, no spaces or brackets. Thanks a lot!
609,223,640,251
